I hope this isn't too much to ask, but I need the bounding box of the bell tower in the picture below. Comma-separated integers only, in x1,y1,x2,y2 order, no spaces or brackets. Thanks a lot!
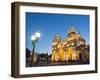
52,33,61,61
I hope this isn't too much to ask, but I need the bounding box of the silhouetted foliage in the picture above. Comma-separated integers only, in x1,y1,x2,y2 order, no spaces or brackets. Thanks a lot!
26,48,30,58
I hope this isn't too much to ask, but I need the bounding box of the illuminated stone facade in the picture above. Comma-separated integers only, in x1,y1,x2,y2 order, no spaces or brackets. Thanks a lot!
52,27,89,62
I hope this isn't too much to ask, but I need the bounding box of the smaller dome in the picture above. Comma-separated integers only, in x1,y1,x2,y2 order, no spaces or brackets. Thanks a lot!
54,32,60,39
53,32,61,41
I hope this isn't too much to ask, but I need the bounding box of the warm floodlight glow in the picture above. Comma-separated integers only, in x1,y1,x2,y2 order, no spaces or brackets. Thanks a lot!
31,35,36,41
35,32,41,38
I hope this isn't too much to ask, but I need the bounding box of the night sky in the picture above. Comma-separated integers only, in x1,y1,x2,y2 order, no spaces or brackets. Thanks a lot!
26,12,89,54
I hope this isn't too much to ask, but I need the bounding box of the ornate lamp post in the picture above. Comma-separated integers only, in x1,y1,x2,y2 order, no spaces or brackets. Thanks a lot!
30,32,41,67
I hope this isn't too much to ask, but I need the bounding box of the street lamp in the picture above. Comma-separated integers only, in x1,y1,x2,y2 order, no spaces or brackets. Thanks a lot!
30,32,41,67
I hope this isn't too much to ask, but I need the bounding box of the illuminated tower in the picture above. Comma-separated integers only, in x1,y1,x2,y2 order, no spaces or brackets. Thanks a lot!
52,33,61,61
65,27,86,61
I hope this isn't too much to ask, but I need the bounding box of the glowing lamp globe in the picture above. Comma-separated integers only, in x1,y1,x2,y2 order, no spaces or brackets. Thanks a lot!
35,32,41,38
31,35,36,41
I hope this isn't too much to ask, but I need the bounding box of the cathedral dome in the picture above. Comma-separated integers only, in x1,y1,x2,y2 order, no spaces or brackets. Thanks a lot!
68,27,78,34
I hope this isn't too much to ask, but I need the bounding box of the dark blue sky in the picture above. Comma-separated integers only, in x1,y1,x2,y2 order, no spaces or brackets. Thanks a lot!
26,12,89,54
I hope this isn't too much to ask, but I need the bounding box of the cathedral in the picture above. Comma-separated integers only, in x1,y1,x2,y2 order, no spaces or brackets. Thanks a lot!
51,27,89,62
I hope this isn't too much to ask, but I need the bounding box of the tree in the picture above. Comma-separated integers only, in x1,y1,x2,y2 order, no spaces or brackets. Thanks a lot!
26,48,30,58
